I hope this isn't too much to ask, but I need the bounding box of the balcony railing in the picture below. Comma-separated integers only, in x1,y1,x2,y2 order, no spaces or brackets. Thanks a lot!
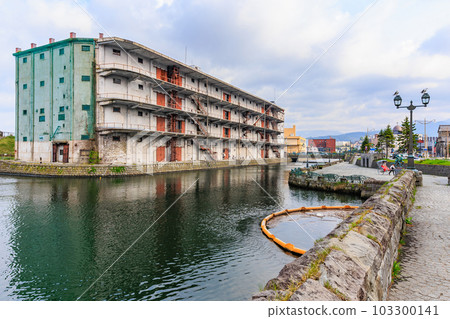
98,93,283,134
98,63,284,119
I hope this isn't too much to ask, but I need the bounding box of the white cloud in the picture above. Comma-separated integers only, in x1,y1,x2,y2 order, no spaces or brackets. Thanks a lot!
0,0,449,135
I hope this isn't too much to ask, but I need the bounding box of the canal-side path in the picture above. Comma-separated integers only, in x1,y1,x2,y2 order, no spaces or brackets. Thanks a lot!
316,162,449,300
387,173,450,301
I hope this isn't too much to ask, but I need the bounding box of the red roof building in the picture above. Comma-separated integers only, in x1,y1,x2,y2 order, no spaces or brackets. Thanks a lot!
308,138,336,153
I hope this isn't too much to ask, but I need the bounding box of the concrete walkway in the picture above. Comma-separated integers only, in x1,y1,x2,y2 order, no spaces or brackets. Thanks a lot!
318,162,393,181
313,163,449,300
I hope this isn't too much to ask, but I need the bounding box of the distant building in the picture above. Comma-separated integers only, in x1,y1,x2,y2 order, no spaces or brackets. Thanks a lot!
436,125,450,157
336,141,351,152
308,137,336,153
284,125,306,154
13,34,285,164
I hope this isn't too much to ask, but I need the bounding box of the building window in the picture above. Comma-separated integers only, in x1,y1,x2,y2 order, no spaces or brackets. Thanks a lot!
191,78,195,83
112,136,120,141
138,111,143,116
204,83,207,87
40,53,45,60
40,81,45,87
59,106,64,112
82,104,90,111
39,115,45,122
63,94,66,99
113,107,120,113
138,84,144,90
112,49,121,56
81,75,90,81
23,57,27,63
113,78,121,84
58,114,65,121
215,106,218,110
215,88,218,92
59,48,64,55
59,77,64,83
40,108,45,114
81,45,90,52
23,137,27,142
23,84,27,89
23,110,27,115
81,135,90,140
138,57,143,64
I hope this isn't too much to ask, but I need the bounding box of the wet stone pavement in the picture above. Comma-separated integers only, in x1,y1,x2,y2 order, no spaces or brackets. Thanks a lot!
316,163,449,300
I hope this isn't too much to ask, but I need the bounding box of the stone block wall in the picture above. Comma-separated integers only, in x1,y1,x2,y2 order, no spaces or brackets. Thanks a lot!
253,170,416,301
288,174,385,199
0,158,284,177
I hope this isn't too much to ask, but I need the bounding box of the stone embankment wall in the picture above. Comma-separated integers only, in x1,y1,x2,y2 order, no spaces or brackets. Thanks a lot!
0,158,283,177
253,170,416,301
356,158,450,177
288,174,385,199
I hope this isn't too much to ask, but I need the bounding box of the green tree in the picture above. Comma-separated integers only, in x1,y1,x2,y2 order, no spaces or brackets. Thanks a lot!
397,117,418,154
376,129,385,154
361,135,370,153
377,125,395,158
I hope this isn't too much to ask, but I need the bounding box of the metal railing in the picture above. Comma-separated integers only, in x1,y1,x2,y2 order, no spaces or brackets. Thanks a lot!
98,63,285,119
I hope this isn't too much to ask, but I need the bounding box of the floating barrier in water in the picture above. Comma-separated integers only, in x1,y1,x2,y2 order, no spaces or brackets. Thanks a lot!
261,205,359,255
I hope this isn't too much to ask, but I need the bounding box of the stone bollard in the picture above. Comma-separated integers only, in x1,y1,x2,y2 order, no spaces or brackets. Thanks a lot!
414,171,423,187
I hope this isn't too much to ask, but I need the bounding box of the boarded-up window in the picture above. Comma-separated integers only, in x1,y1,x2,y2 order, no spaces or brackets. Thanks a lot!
156,146,165,162
174,147,182,161
223,148,229,160
156,68,167,81
156,117,165,132
156,93,166,106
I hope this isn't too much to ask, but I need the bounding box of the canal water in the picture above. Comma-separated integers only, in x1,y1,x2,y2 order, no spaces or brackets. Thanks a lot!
0,164,361,301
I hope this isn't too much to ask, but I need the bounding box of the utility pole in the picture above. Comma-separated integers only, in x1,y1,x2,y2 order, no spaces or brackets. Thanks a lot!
415,118,435,158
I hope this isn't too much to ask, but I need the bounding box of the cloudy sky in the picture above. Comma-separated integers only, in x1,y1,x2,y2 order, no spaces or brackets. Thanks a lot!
1,0,449,136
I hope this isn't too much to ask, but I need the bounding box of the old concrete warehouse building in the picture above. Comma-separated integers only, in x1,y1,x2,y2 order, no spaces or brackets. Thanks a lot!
13,33,285,166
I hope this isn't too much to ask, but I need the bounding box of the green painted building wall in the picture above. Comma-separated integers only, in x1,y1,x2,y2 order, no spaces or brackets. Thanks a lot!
13,38,96,162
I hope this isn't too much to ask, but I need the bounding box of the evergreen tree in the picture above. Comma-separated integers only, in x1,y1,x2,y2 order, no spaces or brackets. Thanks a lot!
376,129,385,154
397,117,418,154
361,135,370,153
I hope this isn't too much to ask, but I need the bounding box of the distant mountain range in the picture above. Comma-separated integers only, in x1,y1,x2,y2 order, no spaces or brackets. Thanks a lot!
307,131,379,142
300,119,448,142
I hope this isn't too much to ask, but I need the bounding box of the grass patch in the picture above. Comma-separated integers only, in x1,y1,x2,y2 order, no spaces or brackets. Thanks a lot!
0,136,14,156
392,261,401,282
417,159,450,166
324,281,349,301
110,166,126,174
314,237,324,244
277,247,336,301
405,217,413,224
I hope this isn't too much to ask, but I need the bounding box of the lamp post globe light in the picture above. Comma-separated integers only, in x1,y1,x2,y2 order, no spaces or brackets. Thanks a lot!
393,90,430,169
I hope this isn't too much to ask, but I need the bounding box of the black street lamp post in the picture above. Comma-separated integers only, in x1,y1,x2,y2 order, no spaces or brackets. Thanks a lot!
393,91,430,169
